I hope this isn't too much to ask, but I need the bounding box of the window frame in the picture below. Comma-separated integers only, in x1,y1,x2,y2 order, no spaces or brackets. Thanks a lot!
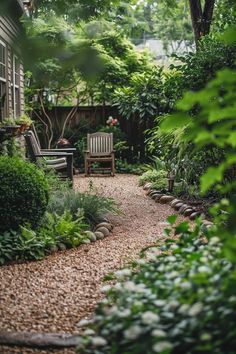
11,53,21,118
0,39,7,121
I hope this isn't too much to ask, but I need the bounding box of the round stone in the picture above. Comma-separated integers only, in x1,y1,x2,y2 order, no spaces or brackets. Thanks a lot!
179,204,189,213
159,195,175,204
81,238,91,244
143,183,152,190
149,190,159,196
173,202,184,211
189,211,202,220
170,199,182,207
94,231,105,240
96,227,110,237
154,194,164,202
183,208,194,216
84,231,97,242
95,222,113,231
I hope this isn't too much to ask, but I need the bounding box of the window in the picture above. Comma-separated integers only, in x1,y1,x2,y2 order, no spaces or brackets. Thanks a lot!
0,40,6,121
11,54,21,118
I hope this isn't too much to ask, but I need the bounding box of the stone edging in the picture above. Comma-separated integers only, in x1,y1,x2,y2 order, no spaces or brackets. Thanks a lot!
0,331,80,348
83,218,114,243
143,183,213,228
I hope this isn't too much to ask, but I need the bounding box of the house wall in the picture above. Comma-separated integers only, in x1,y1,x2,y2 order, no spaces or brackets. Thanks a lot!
0,13,24,119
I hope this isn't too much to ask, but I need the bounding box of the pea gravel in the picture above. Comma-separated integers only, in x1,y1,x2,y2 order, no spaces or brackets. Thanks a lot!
0,174,179,353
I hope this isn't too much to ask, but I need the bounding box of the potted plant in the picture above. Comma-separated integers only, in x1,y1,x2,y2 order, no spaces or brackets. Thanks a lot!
0,117,20,134
16,114,33,133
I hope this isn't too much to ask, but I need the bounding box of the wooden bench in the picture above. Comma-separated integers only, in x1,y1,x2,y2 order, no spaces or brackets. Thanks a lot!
24,130,75,182
84,132,115,176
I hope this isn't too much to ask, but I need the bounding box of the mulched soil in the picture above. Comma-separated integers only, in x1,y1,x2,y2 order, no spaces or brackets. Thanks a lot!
0,174,180,354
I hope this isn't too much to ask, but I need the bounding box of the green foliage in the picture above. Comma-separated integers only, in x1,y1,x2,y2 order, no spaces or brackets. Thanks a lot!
152,0,194,52
0,211,87,265
139,169,167,187
173,35,236,91
0,157,49,232
77,221,236,354
113,67,180,122
161,26,236,262
47,189,119,227
39,211,87,248
115,160,145,175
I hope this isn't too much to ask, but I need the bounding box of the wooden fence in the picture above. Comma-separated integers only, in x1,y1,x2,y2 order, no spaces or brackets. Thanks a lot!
34,105,148,162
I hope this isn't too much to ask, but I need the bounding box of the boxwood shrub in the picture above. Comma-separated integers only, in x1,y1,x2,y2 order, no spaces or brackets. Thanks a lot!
0,156,49,232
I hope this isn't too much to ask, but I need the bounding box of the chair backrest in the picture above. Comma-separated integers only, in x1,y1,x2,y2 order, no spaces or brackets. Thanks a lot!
87,132,113,156
24,130,41,161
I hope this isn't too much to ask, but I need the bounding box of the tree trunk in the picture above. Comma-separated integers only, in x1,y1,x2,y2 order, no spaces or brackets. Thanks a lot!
188,0,215,46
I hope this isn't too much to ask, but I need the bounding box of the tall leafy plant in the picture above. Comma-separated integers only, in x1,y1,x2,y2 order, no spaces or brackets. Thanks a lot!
160,26,236,261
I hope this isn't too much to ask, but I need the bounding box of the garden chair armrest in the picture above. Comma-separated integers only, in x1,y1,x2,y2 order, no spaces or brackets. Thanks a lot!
41,148,76,152
35,152,73,157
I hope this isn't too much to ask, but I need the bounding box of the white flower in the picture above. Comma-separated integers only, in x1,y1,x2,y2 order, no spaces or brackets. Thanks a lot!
115,268,132,278
198,266,211,273
141,311,160,325
124,325,142,340
174,277,182,285
154,300,166,307
114,282,122,290
180,282,191,289
157,265,165,272
153,341,173,353
118,309,131,318
152,329,167,337
188,302,203,316
200,257,208,263
76,319,92,327
133,300,143,307
168,300,179,309
91,336,107,347
84,329,95,336
166,256,176,262
178,304,190,314
123,281,137,291
166,271,179,279
100,285,112,293
136,259,146,265
209,236,220,245
200,333,212,341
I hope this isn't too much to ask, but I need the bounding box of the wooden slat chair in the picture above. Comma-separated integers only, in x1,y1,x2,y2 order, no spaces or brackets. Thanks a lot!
24,130,75,182
84,132,115,176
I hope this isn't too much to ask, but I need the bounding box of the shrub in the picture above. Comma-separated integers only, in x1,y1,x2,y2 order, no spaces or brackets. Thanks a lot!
0,157,49,232
0,211,88,265
47,189,119,227
77,219,236,354
138,169,167,186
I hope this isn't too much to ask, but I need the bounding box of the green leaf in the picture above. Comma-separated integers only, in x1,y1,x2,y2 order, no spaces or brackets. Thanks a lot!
200,165,224,194
160,112,190,132
228,132,236,147
167,215,177,225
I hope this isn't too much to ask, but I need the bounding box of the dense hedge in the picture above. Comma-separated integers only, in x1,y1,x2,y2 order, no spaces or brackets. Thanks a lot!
0,157,49,232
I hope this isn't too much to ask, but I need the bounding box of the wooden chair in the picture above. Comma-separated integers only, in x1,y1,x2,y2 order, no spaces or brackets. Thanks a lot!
84,132,115,176
24,130,75,182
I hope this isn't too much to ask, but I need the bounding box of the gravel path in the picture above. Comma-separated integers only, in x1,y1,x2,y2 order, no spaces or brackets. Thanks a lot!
0,174,176,353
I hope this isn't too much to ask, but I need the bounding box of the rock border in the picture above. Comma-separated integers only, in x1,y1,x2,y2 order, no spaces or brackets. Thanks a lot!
143,182,213,228
0,331,80,348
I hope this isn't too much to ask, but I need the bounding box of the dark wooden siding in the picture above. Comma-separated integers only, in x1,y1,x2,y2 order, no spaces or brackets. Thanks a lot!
0,14,24,118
